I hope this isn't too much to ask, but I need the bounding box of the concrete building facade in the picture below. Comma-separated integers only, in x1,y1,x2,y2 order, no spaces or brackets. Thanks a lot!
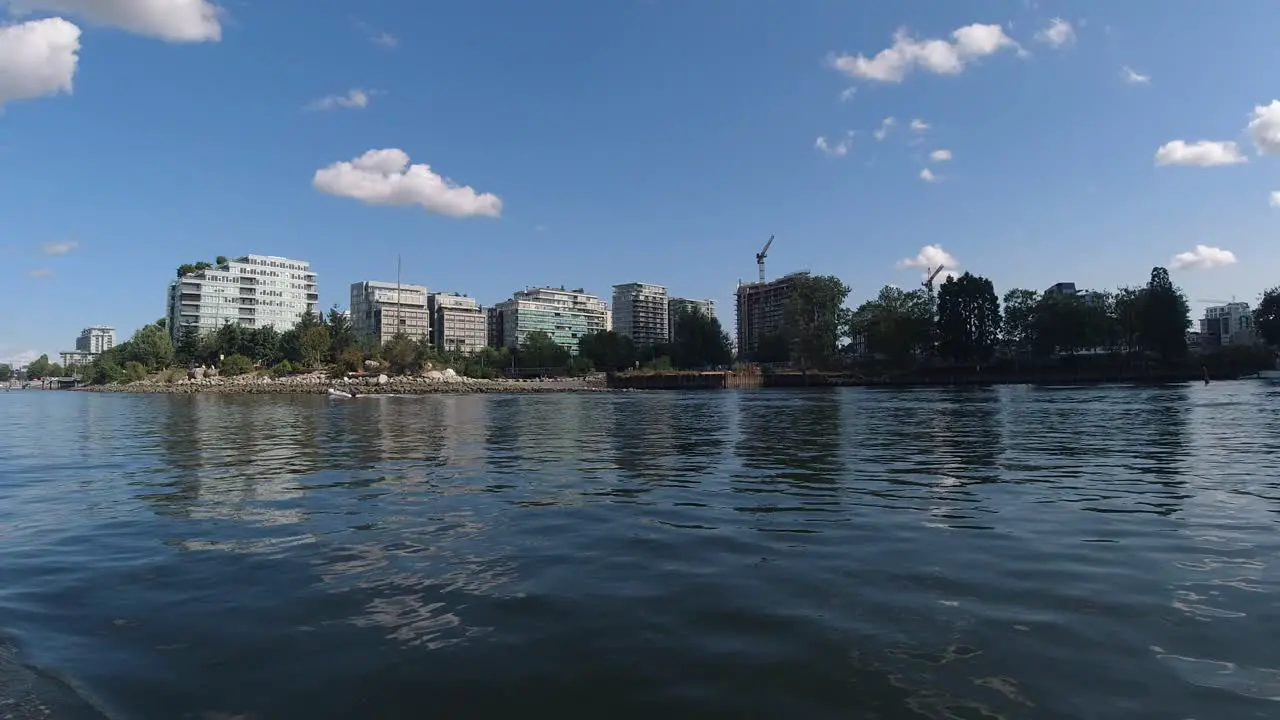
167,255,318,340
59,350,96,368
668,297,716,338
350,281,431,346
612,282,669,347
493,287,609,354
735,272,804,360
429,293,487,355
1200,302,1254,347
76,326,115,354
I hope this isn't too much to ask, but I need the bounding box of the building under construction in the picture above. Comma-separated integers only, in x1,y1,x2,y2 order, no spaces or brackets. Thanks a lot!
735,271,807,360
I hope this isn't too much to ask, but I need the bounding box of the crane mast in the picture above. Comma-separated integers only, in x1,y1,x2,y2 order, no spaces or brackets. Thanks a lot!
756,235,774,283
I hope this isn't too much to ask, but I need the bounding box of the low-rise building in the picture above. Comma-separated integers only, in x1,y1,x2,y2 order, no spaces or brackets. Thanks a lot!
350,280,431,345
1200,302,1254,347
429,293,487,355
59,350,96,368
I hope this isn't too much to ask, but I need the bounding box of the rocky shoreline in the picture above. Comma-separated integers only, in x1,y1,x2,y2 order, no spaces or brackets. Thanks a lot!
72,370,615,395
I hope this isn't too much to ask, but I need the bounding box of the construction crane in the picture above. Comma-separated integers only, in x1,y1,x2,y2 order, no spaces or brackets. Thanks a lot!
1196,297,1236,305
756,235,774,283
922,265,945,295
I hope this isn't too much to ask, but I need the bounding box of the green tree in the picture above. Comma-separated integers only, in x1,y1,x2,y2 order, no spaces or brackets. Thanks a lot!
936,272,1001,364
518,331,571,369
1137,266,1191,361
1255,287,1280,347
245,326,281,365
27,354,51,378
215,255,228,266
1001,289,1041,357
326,306,356,359
0,364,11,382
1111,286,1145,354
297,325,331,368
123,361,148,382
90,355,125,385
849,285,934,365
783,273,852,369
380,334,420,375
220,354,254,376
754,332,791,363
670,309,733,369
579,330,637,371
1031,292,1091,356
127,323,174,370
175,324,203,366
176,261,213,278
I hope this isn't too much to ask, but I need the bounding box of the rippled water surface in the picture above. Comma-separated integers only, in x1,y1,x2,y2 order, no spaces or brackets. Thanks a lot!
2,384,1279,719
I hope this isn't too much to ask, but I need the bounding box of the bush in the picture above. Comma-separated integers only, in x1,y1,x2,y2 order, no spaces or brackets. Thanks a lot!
220,354,254,377
270,360,294,376
123,361,149,382
335,348,364,374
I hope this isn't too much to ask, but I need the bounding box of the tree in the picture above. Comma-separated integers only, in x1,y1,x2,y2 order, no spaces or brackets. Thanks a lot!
1001,289,1041,357
27,354,51,378
578,330,637,371
1112,286,1145,354
670,309,733,369
220,354,254,376
127,324,174,370
175,324,203,366
754,332,791,363
784,274,851,369
1255,287,1280,347
1030,292,1092,357
936,272,1001,365
518,331,571,369
245,327,281,365
297,326,331,368
849,285,934,364
0,364,11,382
326,306,356,359
1137,266,1191,361
380,334,419,375
215,255,228,266
176,261,213,278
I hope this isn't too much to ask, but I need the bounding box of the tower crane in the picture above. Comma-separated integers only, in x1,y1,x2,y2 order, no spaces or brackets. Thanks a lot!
922,265,945,295
756,235,774,283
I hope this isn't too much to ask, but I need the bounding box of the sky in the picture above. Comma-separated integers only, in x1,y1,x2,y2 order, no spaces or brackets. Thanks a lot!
2,0,1279,366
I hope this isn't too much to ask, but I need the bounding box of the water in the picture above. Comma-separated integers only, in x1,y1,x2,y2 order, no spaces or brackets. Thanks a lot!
1,385,1279,719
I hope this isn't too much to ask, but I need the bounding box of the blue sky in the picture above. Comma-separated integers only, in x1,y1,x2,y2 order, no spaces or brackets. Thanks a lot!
2,0,1279,364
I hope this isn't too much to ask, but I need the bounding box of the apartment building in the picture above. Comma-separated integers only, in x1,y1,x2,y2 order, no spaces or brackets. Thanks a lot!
429,293,487,355
167,255,318,339
75,326,115,354
350,281,431,345
735,272,805,359
1200,302,1254,347
668,297,716,338
492,286,609,354
612,282,669,347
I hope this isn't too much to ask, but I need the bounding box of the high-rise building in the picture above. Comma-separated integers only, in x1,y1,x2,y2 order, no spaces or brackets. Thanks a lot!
167,255,318,339
493,287,609,354
75,326,115,354
667,297,716,338
612,282,669,347
486,306,504,349
350,281,431,346
429,293,487,355
735,272,805,360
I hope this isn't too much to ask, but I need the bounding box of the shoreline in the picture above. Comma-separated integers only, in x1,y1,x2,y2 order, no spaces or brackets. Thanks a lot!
71,371,617,395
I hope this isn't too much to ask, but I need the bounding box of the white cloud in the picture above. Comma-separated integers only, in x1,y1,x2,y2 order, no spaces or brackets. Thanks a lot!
929,149,952,162
815,131,853,157
307,88,370,111
830,23,1018,83
909,118,929,132
1154,140,1247,167
1035,18,1075,48
0,18,80,109
41,239,78,255
838,87,856,102
313,149,502,219
28,268,53,278
7,0,222,42
896,245,958,282
873,116,896,141
356,21,397,48
1270,191,1280,207
1121,66,1150,84
0,348,40,366
1246,100,1280,156
1171,245,1237,271
919,168,938,182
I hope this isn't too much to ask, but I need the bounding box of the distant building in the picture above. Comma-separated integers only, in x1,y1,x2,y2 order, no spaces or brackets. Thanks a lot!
167,255,318,339
76,326,114,354
349,280,431,346
668,297,716,338
612,282,669,347
735,272,805,360
493,286,609,354
1045,282,1078,296
429,293,487,355
1200,302,1254,347
486,306,504,349
59,350,96,368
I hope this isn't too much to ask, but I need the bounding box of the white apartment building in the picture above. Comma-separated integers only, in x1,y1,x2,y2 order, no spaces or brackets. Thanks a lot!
75,326,115,354
429,293,487,355
493,287,609,354
168,255,318,339
350,281,431,345
1200,302,1254,347
612,282,669,347
668,297,716,338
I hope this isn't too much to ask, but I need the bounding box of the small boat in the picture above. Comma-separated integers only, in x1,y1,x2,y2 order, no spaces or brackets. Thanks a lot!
327,388,356,398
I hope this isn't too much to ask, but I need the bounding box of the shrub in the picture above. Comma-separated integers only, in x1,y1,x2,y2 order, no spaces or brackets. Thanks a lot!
220,354,254,377
270,360,294,376
123,361,149,383
335,348,364,374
